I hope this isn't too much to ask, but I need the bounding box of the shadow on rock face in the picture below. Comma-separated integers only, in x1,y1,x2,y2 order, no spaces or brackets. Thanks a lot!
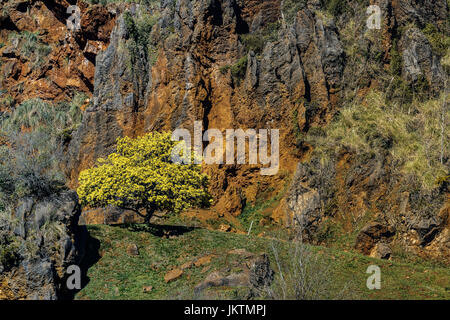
118,223,197,238
60,229,101,300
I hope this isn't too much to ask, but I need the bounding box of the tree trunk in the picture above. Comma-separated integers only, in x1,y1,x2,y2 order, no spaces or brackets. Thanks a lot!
144,207,155,224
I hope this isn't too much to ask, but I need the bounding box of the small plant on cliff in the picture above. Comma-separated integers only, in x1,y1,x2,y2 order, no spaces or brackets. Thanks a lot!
422,23,450,57
281,0,308,24
239,21,281,55
77,132,211,223
123,7,160,70
220,56,249,86
0,97,85,207
8,31,51,70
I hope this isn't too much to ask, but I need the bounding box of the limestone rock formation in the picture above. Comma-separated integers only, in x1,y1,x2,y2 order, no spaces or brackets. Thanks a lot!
66,0,346,221
0,0,448,268
0,191,86,300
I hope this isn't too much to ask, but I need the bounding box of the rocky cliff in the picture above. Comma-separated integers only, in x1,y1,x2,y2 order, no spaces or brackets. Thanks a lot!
0,191,85,299
0,0,449,269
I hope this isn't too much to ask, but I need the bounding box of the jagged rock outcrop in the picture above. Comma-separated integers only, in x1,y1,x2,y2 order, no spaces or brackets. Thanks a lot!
286,158,336,239
399,27,445,92
0,191,86,300
67,13,149,182
67,0,345,220
0,0,117,107
194,252,274,298
355,222,396,255
391,0,448,28
61,1,448,262
278,0,449,262
285,151,449,262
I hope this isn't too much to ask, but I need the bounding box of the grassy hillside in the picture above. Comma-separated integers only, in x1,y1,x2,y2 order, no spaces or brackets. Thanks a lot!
75,222,450,300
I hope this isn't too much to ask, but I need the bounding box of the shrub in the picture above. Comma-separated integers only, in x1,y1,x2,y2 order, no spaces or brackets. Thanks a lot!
282,0,308,24
422,23,450,57
0,96,84,206
220,55,249,85
124,7,161,69
239,21,281,55
0,130,65,204
390,38,402,76
230,55,248,85
1,96,84,135
266,236,349,299
0,209,21,271
386,76,413,105
325,0,347,17
8,31,51,69
0,231,20,272
240,34,265,54
219,64,231,74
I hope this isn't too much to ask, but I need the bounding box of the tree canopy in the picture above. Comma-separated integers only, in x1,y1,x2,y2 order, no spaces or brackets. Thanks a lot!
77,132,211,223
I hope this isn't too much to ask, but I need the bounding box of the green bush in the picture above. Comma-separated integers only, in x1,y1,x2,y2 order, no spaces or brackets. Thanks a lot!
231,56,248,78
1,95,84,134
240,34,265,54
240,21,281,55
0,234,20,271
386,76,413,105
422,23,450,57
221,56,249,85
322,0,368,17
282,0,308,24
230,56,248,85
390,39,402,76
219,64,231,74
8,31,51,70
325,0,346,16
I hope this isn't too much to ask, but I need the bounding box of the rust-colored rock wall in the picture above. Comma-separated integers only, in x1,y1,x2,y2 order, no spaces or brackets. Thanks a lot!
0,0,117,107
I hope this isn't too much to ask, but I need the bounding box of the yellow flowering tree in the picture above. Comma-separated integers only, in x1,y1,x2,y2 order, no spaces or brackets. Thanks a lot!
77,132,211,223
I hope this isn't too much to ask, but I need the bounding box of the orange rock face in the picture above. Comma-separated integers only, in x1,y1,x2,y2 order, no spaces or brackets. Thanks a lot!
0,0,117,106
65,0,345,222
1,0,448,264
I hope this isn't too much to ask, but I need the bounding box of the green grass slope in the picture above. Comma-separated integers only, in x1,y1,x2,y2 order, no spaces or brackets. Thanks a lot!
75,223,450,300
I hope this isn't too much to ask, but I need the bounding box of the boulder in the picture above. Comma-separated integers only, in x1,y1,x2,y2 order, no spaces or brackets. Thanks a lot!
370,243,392,260
355,222,395,255
126,243,139,256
